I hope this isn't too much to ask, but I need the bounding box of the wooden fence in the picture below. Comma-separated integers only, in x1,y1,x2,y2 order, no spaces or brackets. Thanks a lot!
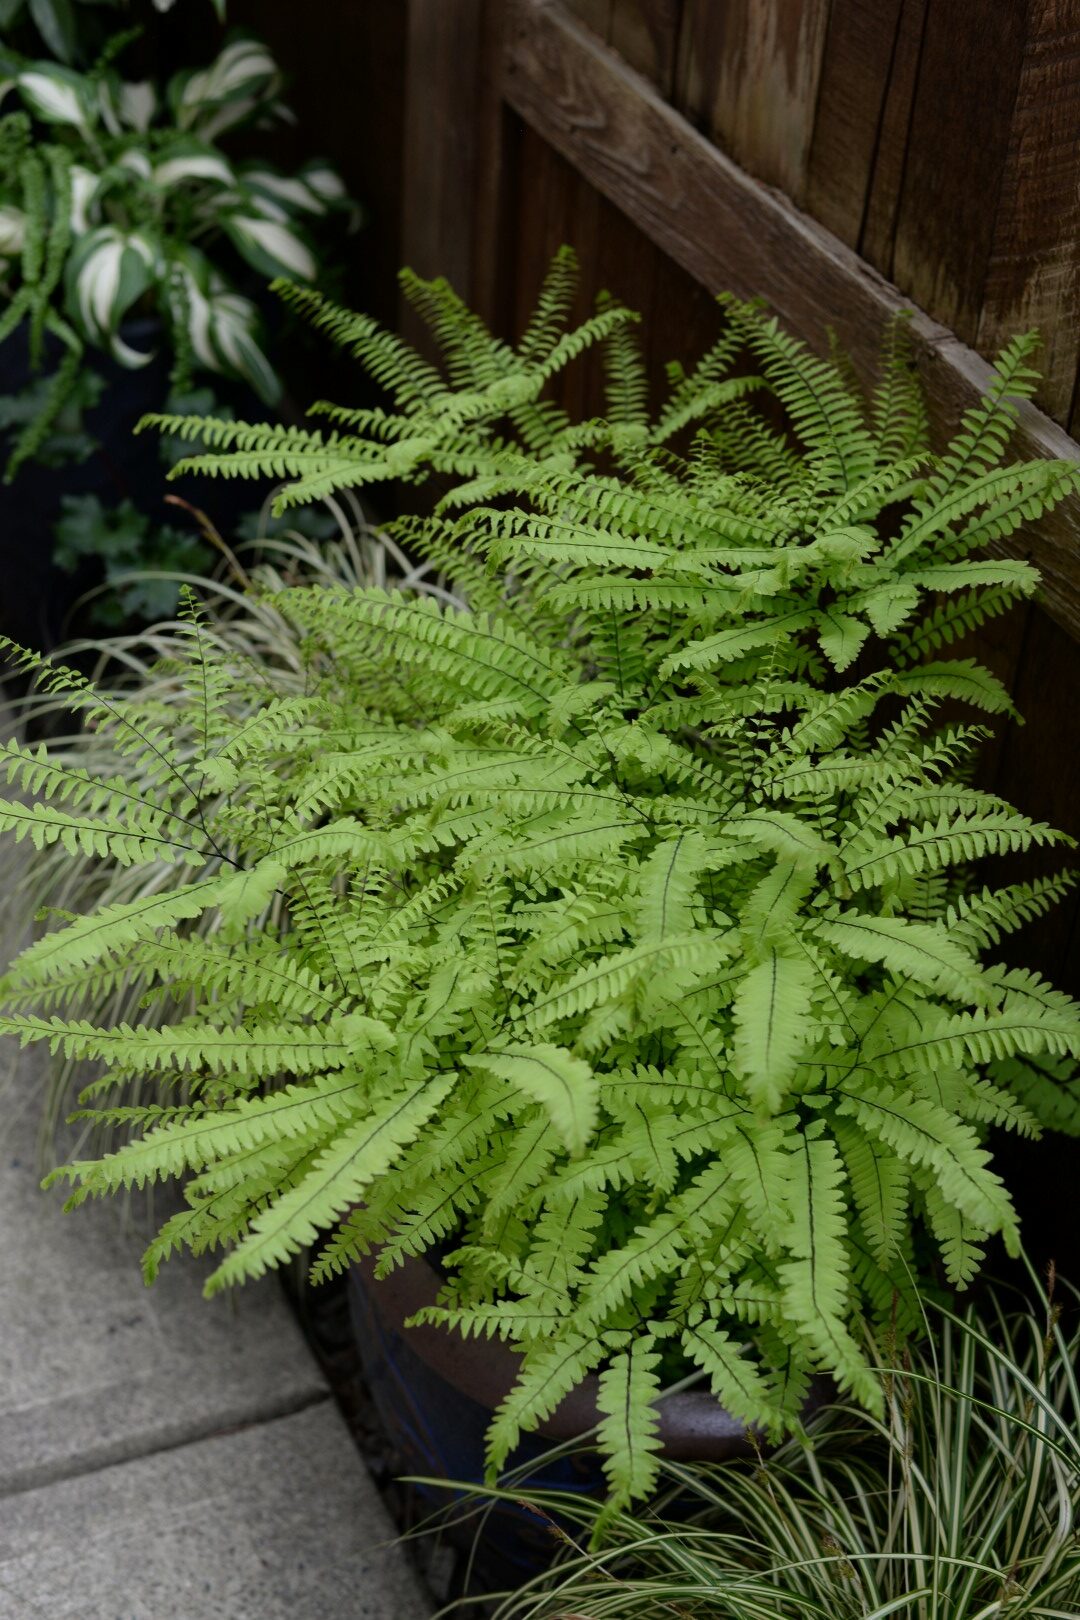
233,1,1080,925
243,0,1080,965
245,0,1080,1281
395,0,1080,978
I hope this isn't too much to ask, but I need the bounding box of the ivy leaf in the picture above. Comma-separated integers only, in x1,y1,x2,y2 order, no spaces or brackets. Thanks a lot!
53,495,147,574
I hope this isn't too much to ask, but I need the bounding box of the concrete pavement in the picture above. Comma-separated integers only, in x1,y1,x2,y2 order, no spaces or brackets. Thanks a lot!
0,983,430,1620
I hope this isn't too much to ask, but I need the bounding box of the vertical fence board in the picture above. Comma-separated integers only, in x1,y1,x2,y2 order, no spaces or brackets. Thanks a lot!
400,0,514,353
675,0,831,202
469,1,517,331
890,0,1027,342
857,0,928,278
976,0,1080,424
511,130,604,422
608,0,684,90
643,250,726,418
561,0,612,33
512,127,583,333
970,604,1080,1265
804,0,905,247
401,0,484,295
992,609,1080,989
956,605,1036,795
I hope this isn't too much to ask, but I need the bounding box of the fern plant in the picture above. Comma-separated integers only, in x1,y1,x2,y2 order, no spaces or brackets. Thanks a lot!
6,491,430,1152
4,254,1080,1512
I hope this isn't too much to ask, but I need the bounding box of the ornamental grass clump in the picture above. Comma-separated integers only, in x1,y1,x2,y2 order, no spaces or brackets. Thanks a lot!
471,1279,1080,1615
4,495,428,1148
2,253,1080,1509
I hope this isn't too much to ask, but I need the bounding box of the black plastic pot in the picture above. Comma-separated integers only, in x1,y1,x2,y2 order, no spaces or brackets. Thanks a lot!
347,1250,775,1589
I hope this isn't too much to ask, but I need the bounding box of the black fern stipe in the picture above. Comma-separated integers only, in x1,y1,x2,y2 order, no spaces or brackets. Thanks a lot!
2,250,1079,1512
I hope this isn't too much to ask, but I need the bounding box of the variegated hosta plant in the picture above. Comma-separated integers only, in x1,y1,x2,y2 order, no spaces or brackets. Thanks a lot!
0,29,355,475
3,263,1080,1513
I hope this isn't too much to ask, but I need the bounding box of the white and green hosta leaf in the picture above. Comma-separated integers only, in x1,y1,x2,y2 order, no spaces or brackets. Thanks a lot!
239,165,329,217
300,161,349,209
118,79,158,134
172,35,281,141
152,139,234,191
24,0,77,64
169,252,279,402
204,291,278,402
116,149,153,183
17,63,91,128
223,213,316,282
67,164,98,235
67,226,157,367
152,2,226,20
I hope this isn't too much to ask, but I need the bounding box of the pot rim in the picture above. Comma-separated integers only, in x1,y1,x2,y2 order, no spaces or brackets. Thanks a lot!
350,1249,824,1464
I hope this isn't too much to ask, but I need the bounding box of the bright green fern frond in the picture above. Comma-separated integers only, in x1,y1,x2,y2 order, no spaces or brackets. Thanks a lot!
778,1135,880,1409
3,260,1077,1514
721,298,876,493
595,1337,665,1523
731,948,818,1114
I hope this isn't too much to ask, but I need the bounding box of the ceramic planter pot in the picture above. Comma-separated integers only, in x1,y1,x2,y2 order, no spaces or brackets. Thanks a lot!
347,1249,803,1587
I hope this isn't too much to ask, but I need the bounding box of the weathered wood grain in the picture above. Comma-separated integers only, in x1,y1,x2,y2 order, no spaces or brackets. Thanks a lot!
806,0,1080,425
501,0,1080,640
401,0,516,347
607,0,683,91
890,0,1027,343
976,0,1080,426
804,0,905,247
561,0,611,31
675,0,831,203
857,0,927,278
